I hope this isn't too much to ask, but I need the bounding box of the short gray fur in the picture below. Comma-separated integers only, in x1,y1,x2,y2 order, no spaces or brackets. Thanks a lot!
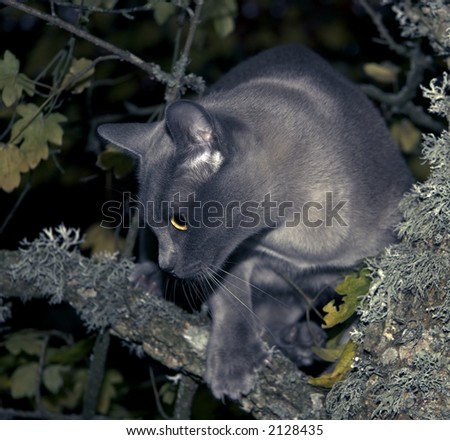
98,44,413,400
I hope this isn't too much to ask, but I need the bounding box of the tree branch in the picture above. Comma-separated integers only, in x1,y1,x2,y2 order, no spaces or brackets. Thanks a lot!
165,0,205,102
0,0,170,81
357,1,444,132
0,248,328,419
358,0,408,57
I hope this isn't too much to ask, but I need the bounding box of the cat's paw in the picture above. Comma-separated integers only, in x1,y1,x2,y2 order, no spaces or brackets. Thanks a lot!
277,321,327,367
128,261,164,296
205,340,268,401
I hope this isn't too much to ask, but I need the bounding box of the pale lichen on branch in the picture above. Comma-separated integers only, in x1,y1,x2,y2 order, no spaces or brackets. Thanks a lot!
0,227,327,419
327,0,450,419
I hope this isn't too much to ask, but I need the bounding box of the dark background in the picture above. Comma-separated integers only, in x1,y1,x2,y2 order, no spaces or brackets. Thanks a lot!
0,0,423,419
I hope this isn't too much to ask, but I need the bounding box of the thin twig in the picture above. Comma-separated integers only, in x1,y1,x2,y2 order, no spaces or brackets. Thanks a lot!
402,101,446,132
358,0,409,57
181,0,204,63
34,330,73,412
361,46,431,107
0,407,106,420
82,329,111,419
41,0,194,19
35,334,50,411
122,212,140,259
173,375,198,420
0,0,169,80
149,367,173,420
165,0,204,102
0,182,31,235
172,9,187,69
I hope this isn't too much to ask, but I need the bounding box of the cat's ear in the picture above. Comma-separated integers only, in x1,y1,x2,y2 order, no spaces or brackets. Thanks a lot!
165,100,216,148
165,100,224,177
97,122,157,158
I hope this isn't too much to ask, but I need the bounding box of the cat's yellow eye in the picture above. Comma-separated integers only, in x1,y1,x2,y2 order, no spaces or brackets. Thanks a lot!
170,214,188,231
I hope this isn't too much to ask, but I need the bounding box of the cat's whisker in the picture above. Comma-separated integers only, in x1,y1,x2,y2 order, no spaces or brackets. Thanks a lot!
163,277,171,302
197,276,212,304
204,267,274,338
276,271,328,321
208,263,293,310
180,281,196,312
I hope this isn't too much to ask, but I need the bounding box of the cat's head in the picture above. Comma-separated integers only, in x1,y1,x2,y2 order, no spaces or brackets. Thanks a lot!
98,100,267,279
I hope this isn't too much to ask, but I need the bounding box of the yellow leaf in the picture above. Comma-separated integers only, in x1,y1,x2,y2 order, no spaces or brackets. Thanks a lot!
308,340,356,388
80,222,125,255
43,364,70,394
97,145,135,179
4,329,44,356
56,369,88,410
390,119,422,153
312,345,345,363
0,50,35,107
62,58,95,94
322,269,371,329
97,369,123,415
0,143,29,192
363,62,400,84
11,362,39,399
11,104,67,169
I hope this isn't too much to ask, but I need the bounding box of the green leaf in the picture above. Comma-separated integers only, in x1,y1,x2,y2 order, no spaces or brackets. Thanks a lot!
43,364,70,394
4,330,44,356
0,50,35,107
308,340,356,388
97,369,123,415
0,143,29,192
47,338,94,365
203,0,237,37
10,362,38,399
159,382,177,406
153,3,177,25
213,16,235,38
322,269,371,329
0,374,11,391
62,58,95,94
0,354,18,373
56,368,88,410
97,145,135,178
11,104,67,169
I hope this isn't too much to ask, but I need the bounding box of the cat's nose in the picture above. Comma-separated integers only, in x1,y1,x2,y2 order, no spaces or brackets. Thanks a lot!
158,241,177,274
159,260,175,274
158,252,176,275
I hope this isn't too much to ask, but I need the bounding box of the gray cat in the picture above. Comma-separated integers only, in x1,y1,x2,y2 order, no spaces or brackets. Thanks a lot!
98,44,413,400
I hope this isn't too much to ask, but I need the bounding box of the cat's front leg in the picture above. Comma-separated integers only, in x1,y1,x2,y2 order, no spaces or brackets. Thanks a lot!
128,260,165,297
205,264,268,400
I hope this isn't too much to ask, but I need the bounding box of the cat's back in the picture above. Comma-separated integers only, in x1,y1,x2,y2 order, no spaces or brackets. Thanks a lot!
207,44,348,95
203,44,377,131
